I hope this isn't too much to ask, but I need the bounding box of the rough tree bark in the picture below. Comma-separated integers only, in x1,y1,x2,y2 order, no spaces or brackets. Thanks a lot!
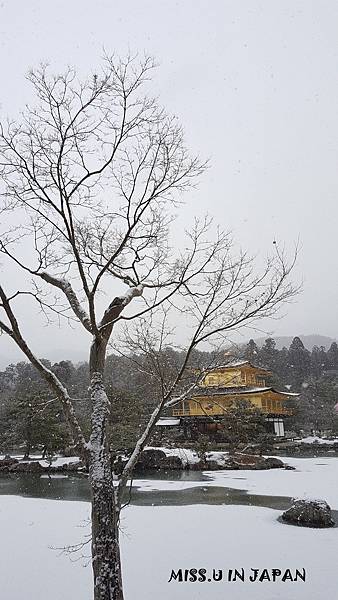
89,319,123,600
89,371,123,600
88,289,143,600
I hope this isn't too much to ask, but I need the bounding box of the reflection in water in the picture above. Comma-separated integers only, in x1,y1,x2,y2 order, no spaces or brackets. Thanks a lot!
0,471,292,511
0,473,91,502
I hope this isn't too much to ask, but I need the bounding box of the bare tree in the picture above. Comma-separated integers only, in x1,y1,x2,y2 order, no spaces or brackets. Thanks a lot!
0,55,297,600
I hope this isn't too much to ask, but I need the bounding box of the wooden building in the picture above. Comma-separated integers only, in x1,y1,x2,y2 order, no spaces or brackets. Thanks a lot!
171,359,298,437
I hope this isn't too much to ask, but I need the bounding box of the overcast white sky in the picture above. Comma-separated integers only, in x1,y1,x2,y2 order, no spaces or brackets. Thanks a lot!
0,0,338,367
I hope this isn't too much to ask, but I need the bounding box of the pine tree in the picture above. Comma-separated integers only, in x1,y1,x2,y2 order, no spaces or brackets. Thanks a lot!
244,339,260,363
1,389,69,457
275,346,289,383
294,375,338,435
219,399,267,451
286,336,311,390
311,346,323,378
327,342,338,370
260,338,278,370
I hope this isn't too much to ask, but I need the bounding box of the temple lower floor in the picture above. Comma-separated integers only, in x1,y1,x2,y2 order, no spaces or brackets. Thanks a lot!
158,415,288,439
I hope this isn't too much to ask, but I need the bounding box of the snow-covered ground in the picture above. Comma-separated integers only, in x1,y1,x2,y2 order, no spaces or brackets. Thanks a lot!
298,435,338,445
0,454,80,467
0,495,337,600
122,504,338,600
0,457,337,600
0,496,92,600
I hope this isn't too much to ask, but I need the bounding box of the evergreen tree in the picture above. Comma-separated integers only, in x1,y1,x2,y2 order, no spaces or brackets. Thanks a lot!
327,342,338,370
244,339,260,363
0,389,70,457
311,346,323,378
293,375,338,435
0,364,18,392
220,399,267,451
52,360,76,385
286,336,311,390
275,346,289,382
106,386,149,454
260,338,278,370
0,360,72,456
318,345,328,372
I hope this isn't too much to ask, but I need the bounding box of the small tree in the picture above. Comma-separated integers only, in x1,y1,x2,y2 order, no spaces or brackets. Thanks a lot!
0,361,70,457
0,56,297,600
1,389,69,457
220,399,267,452
195,433,213,466
107,386,146,455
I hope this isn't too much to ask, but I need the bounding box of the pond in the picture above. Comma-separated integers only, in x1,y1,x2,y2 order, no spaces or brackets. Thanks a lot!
0,470,292,510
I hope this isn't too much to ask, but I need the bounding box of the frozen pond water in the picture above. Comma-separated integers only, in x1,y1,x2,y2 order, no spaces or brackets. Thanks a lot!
0,469,293,510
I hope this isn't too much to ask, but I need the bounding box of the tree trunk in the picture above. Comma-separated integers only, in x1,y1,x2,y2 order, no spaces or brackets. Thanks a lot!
23,439,31,460
90,451,123,600
89,344,124,600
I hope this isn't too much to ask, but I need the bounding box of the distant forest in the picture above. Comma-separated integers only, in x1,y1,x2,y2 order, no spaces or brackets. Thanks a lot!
1,335,338,455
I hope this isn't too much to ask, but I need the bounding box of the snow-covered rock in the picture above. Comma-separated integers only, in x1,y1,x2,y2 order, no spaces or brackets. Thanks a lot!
282,498,335,528
145,447,200,467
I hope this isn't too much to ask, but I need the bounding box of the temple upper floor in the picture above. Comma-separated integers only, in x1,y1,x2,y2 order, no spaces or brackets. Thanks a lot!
200,359,271,389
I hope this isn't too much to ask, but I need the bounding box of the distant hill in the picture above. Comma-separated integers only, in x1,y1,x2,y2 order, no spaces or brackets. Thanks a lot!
254,334,337,351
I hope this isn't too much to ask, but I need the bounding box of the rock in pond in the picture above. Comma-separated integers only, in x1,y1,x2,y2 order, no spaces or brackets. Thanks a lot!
0,457,19,469
9,461,44,473
282,498,335,528
231,453,285,470
262,456,285,469
135,449,183,471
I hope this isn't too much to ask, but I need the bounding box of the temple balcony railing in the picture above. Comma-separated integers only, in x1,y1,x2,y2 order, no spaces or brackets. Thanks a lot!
172,408,191,416
172,406,293,417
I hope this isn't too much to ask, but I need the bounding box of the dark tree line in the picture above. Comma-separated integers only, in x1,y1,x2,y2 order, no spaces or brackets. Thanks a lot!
1,335,338,454
244,336,338,434
244,336,338,388
0,356,158,456
0,349,207,456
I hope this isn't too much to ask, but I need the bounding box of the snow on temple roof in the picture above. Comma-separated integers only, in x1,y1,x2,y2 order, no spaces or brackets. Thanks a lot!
156,418,180,426
192,386,299,397
210,359,270,371
194,385,272,395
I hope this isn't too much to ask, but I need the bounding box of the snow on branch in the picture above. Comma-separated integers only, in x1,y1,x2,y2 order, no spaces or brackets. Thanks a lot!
99,284,144,336
40,272,92,332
